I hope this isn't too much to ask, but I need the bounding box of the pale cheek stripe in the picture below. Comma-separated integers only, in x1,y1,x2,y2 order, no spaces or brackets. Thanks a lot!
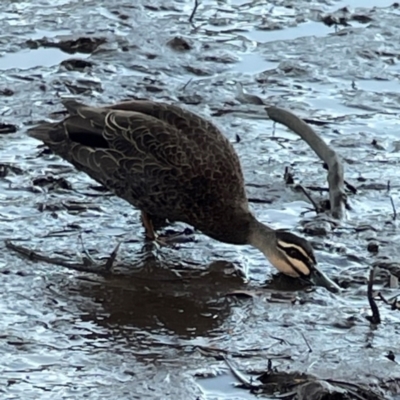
289,258,310,276
276,240,310,260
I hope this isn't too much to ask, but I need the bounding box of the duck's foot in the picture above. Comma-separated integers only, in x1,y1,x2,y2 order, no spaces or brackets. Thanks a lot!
141,211,195,246
153,228,195,246
144,229,195,248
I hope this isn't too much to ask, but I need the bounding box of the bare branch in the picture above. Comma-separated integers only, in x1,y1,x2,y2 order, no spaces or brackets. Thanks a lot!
188,0,199,25
5,239,117,275
295,184,320,214
300,331,313,353
266,106,347,220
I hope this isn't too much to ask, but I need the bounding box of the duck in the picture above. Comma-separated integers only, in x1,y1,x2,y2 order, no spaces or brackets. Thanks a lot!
27,98,339,292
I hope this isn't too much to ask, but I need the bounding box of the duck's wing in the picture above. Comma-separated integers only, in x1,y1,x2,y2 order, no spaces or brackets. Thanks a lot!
104,100,223,143
28,100,248,222
102,100,246,188
28,99,194,186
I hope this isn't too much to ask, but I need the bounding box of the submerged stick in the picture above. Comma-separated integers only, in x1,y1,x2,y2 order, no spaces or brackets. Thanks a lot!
266,106,347,220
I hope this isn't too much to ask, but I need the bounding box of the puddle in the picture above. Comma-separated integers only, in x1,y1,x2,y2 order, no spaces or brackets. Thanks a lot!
0,25,80,71
334,0,395,8
232,53,278,74
246,19,371,44
306,93,371,116
357,79,400,92
0,48,89,71
246,22,334,43
199,374,260,400
0,27,76,70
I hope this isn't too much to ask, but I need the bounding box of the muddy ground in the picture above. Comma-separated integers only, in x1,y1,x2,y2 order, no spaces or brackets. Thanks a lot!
1,0,400,399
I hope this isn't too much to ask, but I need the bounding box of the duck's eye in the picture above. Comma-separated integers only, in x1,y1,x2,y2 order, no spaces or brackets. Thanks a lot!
286,248,301,259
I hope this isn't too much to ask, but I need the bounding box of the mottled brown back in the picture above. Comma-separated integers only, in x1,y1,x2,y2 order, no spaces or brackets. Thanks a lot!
28,99,250,240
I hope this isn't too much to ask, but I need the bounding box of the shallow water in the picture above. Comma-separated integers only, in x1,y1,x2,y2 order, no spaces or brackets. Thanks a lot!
1,0,400,399
0,48,79,70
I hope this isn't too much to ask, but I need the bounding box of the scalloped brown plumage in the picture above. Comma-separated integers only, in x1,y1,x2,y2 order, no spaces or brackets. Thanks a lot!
27,98,340,292
28,99,251,244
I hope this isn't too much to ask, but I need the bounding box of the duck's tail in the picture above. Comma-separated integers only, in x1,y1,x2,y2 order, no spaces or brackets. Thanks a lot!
61,98,88,115
27,98,90,143
27,121,60,143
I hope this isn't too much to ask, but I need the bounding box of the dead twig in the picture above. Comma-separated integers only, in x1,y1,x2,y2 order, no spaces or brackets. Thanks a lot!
344,179,357,194
295,184,320,214
305,185,329,192
104,242,121,271
284,166,294,184
386,180,397,221
366,268,381,325
188,0,199,25
78,232,96,265
5,240,117,275
181,78,193,91
300,332,312,353
389,196,397,221
248,197,273,204
266,106,347,220
377,292,391,305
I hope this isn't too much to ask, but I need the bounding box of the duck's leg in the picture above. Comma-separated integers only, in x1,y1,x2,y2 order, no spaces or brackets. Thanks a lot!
140,210,169,246
140,211,194,245
140,210,157,241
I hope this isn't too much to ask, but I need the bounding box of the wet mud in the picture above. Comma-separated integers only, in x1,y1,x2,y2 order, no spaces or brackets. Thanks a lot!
1,0,400,399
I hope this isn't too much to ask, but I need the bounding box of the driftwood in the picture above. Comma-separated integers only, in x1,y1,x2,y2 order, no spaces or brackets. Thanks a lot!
266,106,347,220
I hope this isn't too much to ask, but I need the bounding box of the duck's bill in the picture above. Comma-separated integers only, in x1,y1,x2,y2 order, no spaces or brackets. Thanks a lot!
307,266,341,293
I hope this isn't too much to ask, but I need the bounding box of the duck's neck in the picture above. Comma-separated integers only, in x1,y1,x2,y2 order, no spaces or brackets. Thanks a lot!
247,219,276,255
200,210,274,246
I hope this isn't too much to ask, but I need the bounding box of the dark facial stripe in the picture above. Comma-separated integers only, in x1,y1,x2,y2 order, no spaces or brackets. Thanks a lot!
276,241,314,275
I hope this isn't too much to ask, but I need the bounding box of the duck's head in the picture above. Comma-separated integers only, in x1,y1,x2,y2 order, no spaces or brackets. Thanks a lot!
249,224,340,293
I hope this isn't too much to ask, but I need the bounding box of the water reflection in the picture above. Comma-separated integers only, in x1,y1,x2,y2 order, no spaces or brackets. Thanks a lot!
67,258,246,339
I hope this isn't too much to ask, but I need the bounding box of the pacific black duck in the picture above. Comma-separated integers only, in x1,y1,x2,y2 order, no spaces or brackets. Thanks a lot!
27,99,339,292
